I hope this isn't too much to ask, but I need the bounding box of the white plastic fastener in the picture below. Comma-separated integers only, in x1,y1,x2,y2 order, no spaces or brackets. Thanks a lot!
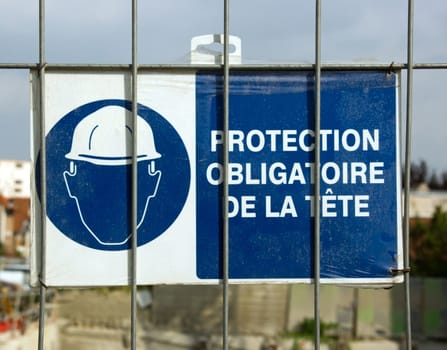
190,34,242,64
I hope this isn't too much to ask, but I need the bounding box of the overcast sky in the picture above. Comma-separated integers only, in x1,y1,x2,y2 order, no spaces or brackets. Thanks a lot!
1,0,447,174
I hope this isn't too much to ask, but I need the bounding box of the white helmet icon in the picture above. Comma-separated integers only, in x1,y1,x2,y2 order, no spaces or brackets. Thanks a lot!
65,105,161,165
63,104,163,246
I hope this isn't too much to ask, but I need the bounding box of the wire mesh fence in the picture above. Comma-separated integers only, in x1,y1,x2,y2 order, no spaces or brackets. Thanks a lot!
1,1,447,349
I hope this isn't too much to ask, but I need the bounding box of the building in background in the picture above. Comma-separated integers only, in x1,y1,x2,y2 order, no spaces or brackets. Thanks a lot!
0,160,31,257
409,183,447,223
0,160,30,199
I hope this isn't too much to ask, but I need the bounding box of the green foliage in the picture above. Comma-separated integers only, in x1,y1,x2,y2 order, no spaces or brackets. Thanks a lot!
411,206,447,277
286,317,338,342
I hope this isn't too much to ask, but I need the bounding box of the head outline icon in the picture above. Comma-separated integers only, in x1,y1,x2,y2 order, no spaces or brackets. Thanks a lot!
63,105,162,246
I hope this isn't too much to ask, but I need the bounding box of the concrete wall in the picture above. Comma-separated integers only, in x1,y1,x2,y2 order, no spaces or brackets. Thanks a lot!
232,284,289,335
288,284,405,339
393,278,447,339
152,285,224,334
152,279,447,340
288,279,447,340
152,285,289,336
287,284,356,333
11,280,441,349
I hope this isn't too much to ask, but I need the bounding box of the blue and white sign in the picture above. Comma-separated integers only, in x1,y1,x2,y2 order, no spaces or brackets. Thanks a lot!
196,71,402,283
45,100,189,250
31,70,402,286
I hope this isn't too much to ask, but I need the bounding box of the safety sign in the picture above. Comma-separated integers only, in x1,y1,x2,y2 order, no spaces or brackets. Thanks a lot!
31,70,402,286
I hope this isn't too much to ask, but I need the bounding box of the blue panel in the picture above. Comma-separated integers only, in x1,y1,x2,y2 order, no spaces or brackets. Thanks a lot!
196,71,399,279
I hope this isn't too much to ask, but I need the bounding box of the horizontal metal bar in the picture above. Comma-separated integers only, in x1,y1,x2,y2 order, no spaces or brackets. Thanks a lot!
2,62,447,71
414,63,447,69
0,63,39,69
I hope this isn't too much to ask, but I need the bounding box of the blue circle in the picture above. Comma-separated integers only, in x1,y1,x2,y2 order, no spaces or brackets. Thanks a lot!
43,100,190,251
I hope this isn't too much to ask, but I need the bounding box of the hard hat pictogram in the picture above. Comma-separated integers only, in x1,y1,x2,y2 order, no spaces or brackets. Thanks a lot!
65,105,161,166
63,104,163,246
44,99,191,251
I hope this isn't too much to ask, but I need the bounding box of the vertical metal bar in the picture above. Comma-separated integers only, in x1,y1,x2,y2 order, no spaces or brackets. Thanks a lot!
403,1,414,349
38,0,47,348
222,0,230,349
130,0,138,349
313,0,322,349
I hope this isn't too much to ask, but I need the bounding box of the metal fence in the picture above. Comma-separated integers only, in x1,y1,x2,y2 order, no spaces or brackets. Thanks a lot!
1,1,447,349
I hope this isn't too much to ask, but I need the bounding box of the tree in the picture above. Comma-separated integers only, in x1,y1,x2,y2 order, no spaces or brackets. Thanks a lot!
410,160,428,188
403,160,429,189
403,160,447,190
428,172,441,190
410,207,447,277
441,171,447,190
